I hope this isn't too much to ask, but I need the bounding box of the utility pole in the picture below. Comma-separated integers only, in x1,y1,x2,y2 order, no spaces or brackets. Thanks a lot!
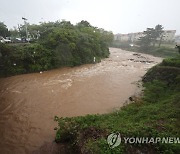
22,17,28,42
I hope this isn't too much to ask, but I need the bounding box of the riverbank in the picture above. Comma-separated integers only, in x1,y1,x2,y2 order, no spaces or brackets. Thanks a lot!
111,41,179,58
52,55,180,154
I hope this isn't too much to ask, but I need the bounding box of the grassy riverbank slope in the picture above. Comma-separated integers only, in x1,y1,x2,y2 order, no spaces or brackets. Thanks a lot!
111,41,179,58
54,56,180,154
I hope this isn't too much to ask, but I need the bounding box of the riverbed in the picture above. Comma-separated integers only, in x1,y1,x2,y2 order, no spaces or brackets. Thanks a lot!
0,48,162,153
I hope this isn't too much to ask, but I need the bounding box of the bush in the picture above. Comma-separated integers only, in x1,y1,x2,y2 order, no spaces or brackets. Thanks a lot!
22,43,53,72
0,43,53,76
0,20,113,77
39,22,112,67
0,43,26,76
161,56,180,67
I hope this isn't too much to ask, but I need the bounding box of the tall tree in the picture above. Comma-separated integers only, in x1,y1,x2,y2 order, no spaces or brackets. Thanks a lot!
150,24,164,47
0,22,10,37
76,20,92,28
10,27,19,38
155,24,164,47
138,28,154,50
138,25,164,50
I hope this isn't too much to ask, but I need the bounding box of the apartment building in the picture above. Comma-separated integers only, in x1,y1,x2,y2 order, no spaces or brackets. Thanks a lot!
162,30,176,42
175,35,180,44
114,30,176,42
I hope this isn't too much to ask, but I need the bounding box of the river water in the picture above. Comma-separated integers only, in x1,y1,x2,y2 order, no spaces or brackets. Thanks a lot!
0,48,162,153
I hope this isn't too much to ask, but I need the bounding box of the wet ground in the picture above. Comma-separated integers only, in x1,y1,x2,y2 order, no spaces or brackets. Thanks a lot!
0,48,162,153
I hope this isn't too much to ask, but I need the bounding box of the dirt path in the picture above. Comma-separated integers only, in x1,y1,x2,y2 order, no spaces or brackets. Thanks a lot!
0,48,162,153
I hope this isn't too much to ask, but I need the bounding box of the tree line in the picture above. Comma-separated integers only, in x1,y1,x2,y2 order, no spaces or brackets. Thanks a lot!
0,20,113,77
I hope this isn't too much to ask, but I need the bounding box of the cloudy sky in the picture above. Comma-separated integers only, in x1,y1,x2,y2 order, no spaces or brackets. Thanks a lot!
0,0,179,34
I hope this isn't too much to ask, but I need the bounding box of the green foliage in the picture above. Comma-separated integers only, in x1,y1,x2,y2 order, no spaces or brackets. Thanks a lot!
143,56,180,86
111,41,179,58
0,20,113,77
143,80,168,103
0,43,25,76
152,47,178,58
0,22,10,37
22,43,53,72
138,24,164,50
138,28,154,50
39,21,113,66
0,43,52,76
161,56,180,67
54,56,180,153
10,28,19,38
85,138,124,154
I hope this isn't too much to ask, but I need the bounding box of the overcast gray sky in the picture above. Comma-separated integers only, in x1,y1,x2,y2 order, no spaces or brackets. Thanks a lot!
0,0,179,34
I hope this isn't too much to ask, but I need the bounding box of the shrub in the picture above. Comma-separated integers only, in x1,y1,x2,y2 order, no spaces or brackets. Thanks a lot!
0,20,113,77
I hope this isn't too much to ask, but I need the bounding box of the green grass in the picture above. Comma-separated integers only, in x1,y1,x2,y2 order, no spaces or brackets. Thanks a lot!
159,43,176,48
111,41,179,58
54,56,180,153
161,56,180,67
149,47,179,58
127,46,178,58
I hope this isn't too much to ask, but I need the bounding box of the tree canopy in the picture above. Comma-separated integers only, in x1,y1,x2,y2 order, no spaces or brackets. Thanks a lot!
138,24,164,50
0,22,10,37
0,20,113,76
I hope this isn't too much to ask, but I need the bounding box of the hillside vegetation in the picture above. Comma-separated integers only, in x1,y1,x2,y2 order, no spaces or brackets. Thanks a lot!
54,56,180,154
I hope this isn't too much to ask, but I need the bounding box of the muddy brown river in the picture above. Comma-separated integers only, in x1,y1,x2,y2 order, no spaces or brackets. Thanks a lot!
0,48,162,153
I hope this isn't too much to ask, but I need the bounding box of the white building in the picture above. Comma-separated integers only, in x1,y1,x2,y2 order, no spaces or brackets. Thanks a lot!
175,35,180,44
114,30,176,42
114,32,145,42
162,30,176,42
